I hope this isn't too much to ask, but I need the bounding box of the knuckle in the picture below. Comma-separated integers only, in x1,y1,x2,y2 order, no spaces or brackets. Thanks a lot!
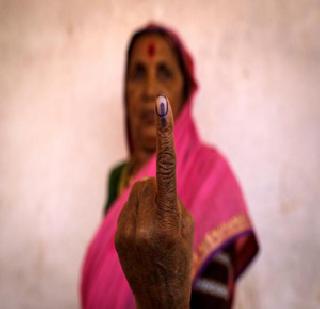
115,227,134,250
156,199,179,217
131,179,156,200
179,201,194,226
115,230,124,252
117,203,128,224
135,227,153,247
141,177,156,196
157,148,176,167
131,181,143,195
182,216,194,241
157,153,176,177
154,228,179,246
186,212,194,228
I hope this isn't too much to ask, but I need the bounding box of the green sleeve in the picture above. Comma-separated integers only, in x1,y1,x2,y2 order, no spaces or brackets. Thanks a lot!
103,161,127,215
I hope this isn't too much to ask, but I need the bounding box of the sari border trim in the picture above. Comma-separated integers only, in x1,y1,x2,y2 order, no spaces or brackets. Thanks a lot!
192,214,252,279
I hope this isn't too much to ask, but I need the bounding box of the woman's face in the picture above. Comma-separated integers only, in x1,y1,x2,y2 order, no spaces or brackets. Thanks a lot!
126,34,184,156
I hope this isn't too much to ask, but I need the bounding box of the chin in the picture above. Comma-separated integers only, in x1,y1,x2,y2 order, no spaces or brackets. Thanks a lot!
141,135,156,152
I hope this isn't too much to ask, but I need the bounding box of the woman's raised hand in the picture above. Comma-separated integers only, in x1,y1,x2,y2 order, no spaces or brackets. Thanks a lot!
115,95,194,309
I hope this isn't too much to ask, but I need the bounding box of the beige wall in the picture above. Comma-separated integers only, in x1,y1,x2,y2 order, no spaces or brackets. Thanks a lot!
0,0,319,308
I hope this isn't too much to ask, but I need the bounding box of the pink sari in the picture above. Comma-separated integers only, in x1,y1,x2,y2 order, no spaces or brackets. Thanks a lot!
81,25,259,308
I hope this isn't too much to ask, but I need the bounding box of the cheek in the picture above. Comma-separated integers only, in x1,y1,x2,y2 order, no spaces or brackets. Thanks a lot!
127,82,141,100
167,79,184,117
128,103,139,129
127,83,141,110
126,87,142,136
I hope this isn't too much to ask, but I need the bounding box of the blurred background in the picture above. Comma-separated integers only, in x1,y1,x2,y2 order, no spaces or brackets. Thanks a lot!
0,0,319,308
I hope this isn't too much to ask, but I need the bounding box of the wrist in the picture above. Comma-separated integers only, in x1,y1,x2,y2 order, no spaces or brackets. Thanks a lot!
135,297,189,309
134,284,190,309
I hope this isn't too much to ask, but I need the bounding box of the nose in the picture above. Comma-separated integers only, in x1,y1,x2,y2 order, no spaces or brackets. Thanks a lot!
142,73,159,103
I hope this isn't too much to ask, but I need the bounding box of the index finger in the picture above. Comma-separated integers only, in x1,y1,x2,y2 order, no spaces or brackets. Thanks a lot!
155,95,177,210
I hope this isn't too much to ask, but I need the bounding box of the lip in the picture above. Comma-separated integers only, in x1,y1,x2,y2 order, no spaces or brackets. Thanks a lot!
140,109,155,125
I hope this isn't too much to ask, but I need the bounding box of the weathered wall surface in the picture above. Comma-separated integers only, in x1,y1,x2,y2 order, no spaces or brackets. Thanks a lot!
0,1,319,308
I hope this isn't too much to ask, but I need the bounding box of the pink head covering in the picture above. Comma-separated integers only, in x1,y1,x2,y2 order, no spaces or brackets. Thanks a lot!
81,23,259,308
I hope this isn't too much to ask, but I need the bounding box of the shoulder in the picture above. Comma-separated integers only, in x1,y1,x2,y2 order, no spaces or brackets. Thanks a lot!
191,144,245,204
195,143,235,178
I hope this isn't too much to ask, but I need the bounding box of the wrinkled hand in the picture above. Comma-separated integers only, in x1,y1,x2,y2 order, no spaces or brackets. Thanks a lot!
115,96,194,309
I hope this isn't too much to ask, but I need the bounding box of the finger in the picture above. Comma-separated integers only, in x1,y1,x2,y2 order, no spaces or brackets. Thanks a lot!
155,95,177,211
135,177,157,237
180,200,194,241
117,201,135,235
116,183,139,243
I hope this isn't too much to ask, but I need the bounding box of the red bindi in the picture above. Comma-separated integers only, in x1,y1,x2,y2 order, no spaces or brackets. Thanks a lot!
147,42,156,58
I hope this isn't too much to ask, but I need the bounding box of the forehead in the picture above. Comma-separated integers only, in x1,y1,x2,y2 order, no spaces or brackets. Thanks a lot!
130,34,178,63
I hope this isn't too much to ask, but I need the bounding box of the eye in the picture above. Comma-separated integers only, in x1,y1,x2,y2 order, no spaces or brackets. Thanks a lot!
130,62,146,80
157,62,173,81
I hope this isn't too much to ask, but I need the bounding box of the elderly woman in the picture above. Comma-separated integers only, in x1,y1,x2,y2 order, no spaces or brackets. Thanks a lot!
81,24,259,308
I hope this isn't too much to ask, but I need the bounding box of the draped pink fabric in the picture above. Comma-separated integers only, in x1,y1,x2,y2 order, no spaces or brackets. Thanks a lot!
81,24,259,309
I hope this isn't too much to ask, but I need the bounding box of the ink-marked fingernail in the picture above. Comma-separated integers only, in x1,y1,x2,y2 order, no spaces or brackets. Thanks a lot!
156,95,168,118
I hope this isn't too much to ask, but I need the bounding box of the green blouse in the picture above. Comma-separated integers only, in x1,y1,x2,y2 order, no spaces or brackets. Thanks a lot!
104,162,126,214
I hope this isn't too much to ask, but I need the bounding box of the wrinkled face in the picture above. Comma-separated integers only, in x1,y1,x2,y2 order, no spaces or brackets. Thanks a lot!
126,34,184,154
